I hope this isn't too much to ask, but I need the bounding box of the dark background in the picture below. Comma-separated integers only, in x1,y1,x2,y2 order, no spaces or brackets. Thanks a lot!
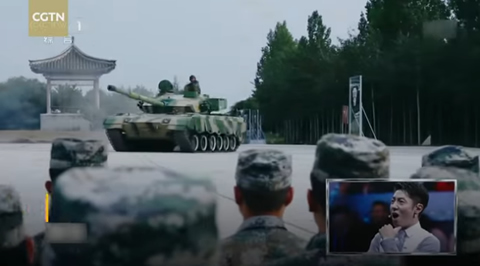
328,181,456,253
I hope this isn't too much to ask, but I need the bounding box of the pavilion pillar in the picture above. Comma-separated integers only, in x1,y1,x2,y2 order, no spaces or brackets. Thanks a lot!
46,79,51,114
94,78,100,109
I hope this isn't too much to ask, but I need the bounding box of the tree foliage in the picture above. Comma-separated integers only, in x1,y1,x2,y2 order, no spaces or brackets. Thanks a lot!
237,0,480,146
0,77,155,130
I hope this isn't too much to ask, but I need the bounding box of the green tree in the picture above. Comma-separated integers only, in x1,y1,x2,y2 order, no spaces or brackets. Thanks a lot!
253,21,297,130
172,75,182,94
243,1,480,146
0,77,47,129
51,85,84,113
230,97,258,113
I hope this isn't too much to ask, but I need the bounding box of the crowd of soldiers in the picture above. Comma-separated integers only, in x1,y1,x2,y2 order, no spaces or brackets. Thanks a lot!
0,133,479,266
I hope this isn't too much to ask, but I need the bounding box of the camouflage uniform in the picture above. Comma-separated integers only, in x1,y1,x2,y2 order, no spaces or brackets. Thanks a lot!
0,185,33,266
33,138,108,266
185,75,201,94
404,166,480,264
421,145,479,173
41,166,219,266
307,133,389,250
184,82,201,94
219,149,306,266
267,134,399,266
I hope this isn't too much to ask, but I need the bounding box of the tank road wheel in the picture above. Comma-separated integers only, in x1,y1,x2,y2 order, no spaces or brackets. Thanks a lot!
199,134,208,152
229,135,238,151
208,134,216,152
222,134,230,151
190,134,200,152
215,135,223,152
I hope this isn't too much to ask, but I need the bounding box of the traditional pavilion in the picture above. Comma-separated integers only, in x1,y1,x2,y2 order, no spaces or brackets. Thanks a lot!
29,37,116,113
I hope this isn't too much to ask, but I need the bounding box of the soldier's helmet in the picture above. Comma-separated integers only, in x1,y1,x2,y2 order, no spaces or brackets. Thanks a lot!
235,149,292,192
189,75,196,82
421,145,479,173
43,166,219,266
410,167,480,254
311,133,390,180
0,185,25,249
49,138,108,181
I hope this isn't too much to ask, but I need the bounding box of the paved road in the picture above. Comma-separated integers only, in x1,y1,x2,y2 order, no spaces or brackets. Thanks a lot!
1,143,468,240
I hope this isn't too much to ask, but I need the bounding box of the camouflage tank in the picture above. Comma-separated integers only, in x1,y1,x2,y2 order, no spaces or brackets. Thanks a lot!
103,85,246,153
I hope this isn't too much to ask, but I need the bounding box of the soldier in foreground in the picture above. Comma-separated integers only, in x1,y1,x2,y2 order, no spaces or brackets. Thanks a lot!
267,134,399,266
0,185,35,266
404,166,480,264
219,149,306,266
401,146,480,265
41,166,219,266
33,138,108,265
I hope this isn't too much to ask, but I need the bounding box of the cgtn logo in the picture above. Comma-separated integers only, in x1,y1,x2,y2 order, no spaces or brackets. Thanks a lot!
32,12,65,22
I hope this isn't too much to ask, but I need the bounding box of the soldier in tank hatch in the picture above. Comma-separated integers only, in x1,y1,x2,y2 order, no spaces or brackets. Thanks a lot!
184,75,201,94
266,133,400,266
40,166,219,266
219,149,306,266
33,138,108,266
0,185,35,266
403,166,480,265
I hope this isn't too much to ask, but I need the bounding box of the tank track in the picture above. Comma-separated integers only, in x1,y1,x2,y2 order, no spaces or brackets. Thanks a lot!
106,129,131,152
106,129,240,153
106,129,175,152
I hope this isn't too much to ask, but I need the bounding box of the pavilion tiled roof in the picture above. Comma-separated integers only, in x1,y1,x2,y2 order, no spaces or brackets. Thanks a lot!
29,44,116,75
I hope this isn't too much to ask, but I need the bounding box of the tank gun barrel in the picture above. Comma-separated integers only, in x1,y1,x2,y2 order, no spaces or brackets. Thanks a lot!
107,85,165,106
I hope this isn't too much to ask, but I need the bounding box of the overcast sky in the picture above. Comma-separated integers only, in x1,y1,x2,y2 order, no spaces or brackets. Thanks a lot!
1,0,367,105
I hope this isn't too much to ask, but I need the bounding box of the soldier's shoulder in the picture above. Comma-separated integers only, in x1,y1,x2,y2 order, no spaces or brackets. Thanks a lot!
219,234,266,266
356,255,402,266
267,252,401,266
265,249,321,266
306,233,326,250
269,230,307,247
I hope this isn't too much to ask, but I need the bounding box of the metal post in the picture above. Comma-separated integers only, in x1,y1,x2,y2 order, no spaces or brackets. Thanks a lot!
348,81,351,134
359,75,363,136
46,79,51,114
94,78,100,109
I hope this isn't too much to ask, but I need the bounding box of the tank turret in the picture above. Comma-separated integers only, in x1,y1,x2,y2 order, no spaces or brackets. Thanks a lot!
107,84,228,113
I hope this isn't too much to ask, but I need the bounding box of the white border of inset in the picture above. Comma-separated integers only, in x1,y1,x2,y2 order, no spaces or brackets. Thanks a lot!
325,178,457,256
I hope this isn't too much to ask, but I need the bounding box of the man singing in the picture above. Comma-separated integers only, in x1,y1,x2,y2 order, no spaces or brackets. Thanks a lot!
368,182,441,254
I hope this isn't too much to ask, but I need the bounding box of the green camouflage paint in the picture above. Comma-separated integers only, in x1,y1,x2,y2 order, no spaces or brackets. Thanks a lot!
103,85,246,152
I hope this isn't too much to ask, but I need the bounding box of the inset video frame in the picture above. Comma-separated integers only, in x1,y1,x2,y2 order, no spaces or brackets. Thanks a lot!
325,179,457,256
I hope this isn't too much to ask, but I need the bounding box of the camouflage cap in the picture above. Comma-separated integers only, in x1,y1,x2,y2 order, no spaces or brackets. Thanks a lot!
45,166,219,266
0,185,25,248
422,145,479,173
49,138,108,170
411,166,480,254
311,133,389,181
235,149,292,191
